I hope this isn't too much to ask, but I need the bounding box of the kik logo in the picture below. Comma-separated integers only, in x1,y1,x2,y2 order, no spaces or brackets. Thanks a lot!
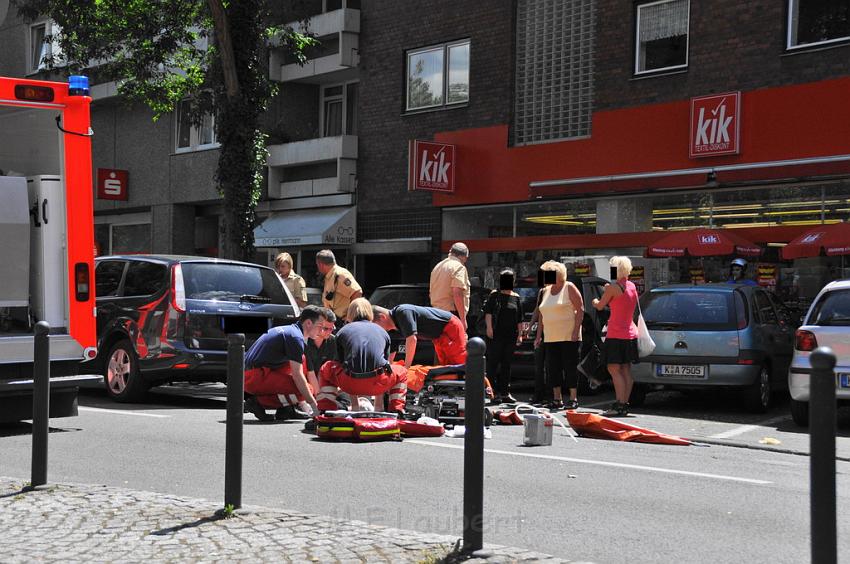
419,148,451,185
695,99,732,147
699,234,720,244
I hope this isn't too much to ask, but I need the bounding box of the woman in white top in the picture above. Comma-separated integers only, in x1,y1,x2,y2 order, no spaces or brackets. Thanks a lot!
533,261,584,410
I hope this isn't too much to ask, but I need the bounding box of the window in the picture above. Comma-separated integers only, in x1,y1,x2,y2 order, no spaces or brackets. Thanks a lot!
95,261,126,298
635,0,689,74
754,291,778,324
321,82,358,136
513,0,595,144
788,0,850,49
29,21,62,73
112,224,151,254
123,262,167,297
406,40,470,111
175,101,218,152
323,0,360,12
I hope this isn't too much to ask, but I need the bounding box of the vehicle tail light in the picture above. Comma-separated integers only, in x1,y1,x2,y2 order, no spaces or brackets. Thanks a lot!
74,262,90,301
795,329,818,351
737,349,758,365
173,363,190,369
171,264,186,313
83,346,97,360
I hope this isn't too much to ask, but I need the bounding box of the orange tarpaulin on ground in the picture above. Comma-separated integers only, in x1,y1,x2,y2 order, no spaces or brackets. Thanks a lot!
566,411,692,445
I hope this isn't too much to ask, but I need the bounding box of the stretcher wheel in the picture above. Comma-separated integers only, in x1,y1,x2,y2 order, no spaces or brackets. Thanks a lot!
484,408,493,428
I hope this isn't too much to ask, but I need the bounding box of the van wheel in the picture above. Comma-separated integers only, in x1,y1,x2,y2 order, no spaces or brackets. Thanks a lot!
790,399,809,427
744,365,771,413
103,339,148,403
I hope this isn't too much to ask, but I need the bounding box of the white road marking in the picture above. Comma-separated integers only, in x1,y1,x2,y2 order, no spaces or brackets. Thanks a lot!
709,414,790,439
406,440,772,485
78,406,170,418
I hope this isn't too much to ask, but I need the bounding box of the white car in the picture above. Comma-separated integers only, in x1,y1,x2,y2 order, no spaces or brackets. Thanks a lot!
788,278,850,426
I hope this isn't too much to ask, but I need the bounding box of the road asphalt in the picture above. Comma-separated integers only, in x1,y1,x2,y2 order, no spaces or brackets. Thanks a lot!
0,476,585,563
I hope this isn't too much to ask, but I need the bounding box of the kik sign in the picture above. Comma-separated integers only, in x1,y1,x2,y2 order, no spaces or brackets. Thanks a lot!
96,168,129,201
699,234,721,245
408,140,456,193
689,92,741,158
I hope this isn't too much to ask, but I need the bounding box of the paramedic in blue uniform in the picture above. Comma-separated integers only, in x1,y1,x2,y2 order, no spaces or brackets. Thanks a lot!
243,306,333,421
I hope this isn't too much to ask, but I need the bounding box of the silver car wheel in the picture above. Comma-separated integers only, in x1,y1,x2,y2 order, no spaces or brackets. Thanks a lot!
107,348,131,394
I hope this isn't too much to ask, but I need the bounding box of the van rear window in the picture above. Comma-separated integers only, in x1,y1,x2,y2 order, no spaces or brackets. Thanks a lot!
642,290,738,331
182,263,290,304
808,289,850,326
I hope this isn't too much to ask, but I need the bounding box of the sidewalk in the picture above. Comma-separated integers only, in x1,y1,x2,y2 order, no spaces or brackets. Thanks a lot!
0,477,577,563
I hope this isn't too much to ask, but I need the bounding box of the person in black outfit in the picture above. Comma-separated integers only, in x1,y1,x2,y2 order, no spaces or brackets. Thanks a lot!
484,269,525,403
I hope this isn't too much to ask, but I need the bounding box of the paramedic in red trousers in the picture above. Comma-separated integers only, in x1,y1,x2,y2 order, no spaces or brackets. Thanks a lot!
242,306,334,421
372,304,467,368
429,242,471,331
317,298,408,414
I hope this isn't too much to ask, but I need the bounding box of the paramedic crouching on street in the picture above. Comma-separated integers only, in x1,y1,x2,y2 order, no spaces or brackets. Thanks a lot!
372,304,468,368
317,299,408,414
243,306,333,421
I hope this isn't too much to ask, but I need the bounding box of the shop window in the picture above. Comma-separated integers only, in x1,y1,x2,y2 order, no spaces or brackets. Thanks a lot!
406,40,470,111
514,0,594,144
29,21,62,73
322,82,358,136
788,0,850,49
175,101,218,152
635,0,689,74
111,223,151,254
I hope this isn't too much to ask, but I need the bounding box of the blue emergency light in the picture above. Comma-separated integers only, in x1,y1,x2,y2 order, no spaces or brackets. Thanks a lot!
68,75,90,96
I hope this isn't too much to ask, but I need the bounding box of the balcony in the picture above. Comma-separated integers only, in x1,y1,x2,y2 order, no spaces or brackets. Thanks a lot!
269,9,360,84
267,135,357,199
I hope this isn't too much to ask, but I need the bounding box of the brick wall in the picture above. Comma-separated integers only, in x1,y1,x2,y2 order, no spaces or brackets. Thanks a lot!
357,0,514,223
595,0,850,111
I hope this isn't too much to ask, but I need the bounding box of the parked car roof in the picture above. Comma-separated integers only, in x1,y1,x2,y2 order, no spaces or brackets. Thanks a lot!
97,254,265,267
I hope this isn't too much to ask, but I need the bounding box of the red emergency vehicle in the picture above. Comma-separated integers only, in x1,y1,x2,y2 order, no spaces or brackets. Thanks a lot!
0,75,98,422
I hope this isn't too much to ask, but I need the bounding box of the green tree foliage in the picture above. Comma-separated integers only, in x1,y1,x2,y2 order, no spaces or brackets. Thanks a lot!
15,0,313,260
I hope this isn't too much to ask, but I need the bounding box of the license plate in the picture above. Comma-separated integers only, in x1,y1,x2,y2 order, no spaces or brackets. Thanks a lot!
839,373,850,389
656,364,707,378
397,344,406,353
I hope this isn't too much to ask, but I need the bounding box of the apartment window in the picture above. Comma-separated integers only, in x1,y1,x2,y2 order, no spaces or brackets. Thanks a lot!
514,0,595,145
324,0,359,11
29,21,61,73
788,0,850,49
635,0,689,74
321,82,358,136
175,101,218,152
406,40,470,111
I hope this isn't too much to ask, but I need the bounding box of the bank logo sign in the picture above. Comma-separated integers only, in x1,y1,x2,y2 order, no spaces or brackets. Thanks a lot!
689,92,741,158
408,140,456,193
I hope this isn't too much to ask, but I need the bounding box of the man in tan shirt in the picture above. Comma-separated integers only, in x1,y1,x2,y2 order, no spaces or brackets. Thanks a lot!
274,252,307,308
429,242,471,331
316,249,362,325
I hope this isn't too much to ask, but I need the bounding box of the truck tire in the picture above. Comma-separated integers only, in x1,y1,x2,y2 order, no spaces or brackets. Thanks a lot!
790,398,809,427
743,365,771,413
103,339,148,403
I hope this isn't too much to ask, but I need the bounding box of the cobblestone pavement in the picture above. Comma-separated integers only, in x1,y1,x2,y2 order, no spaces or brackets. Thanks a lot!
0,477,581,563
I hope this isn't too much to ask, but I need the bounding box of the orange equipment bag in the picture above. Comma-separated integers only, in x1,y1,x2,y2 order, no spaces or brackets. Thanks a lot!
352,417,401,441
315,415,356,440
316,412,401,442
403,363,495,398
565,411,691,445
492,409,523,425
398,420,445,437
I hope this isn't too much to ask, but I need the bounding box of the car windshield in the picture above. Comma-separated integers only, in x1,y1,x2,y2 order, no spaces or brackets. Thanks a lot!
515,287,539,317
369,287,430,308
808,289,850,326
182,263,290,304
642,290,738,331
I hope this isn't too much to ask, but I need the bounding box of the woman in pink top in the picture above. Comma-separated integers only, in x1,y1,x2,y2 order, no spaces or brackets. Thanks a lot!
592,256,638,416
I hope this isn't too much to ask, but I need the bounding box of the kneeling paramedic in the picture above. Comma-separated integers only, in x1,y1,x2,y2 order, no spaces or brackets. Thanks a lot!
372,304,467,368
317,298,408,414
243,306,334,421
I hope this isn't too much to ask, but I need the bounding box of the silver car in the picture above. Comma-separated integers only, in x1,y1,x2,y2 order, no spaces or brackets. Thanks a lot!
632,284,795,412
788,278,850,426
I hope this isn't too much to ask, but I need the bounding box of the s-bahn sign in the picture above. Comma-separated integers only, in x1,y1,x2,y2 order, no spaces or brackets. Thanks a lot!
689,92,741,158
408,140,456,193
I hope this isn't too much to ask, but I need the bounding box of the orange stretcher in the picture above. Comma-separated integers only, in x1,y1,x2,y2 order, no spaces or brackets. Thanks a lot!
565,411,692,445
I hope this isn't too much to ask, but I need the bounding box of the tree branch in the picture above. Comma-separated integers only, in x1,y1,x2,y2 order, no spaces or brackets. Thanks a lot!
207,0,239,98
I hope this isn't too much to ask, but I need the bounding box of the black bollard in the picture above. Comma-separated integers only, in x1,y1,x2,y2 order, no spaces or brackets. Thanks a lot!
463,337,486,553
31,321,51,488
809,347,837,564
224,333,245,510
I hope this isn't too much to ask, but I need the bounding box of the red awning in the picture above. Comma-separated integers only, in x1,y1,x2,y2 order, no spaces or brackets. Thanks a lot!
646,228,762,257
782,222,850,259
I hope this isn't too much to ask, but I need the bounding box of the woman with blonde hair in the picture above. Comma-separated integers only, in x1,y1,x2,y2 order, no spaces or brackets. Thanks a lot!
592,256,639,416
534,260,584,410
274,252,307,308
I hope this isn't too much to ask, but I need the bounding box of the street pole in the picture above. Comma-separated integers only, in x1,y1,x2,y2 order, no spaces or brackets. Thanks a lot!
463,337,485,553
224,333,245,510
809,346,836,564
31,321,50,488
